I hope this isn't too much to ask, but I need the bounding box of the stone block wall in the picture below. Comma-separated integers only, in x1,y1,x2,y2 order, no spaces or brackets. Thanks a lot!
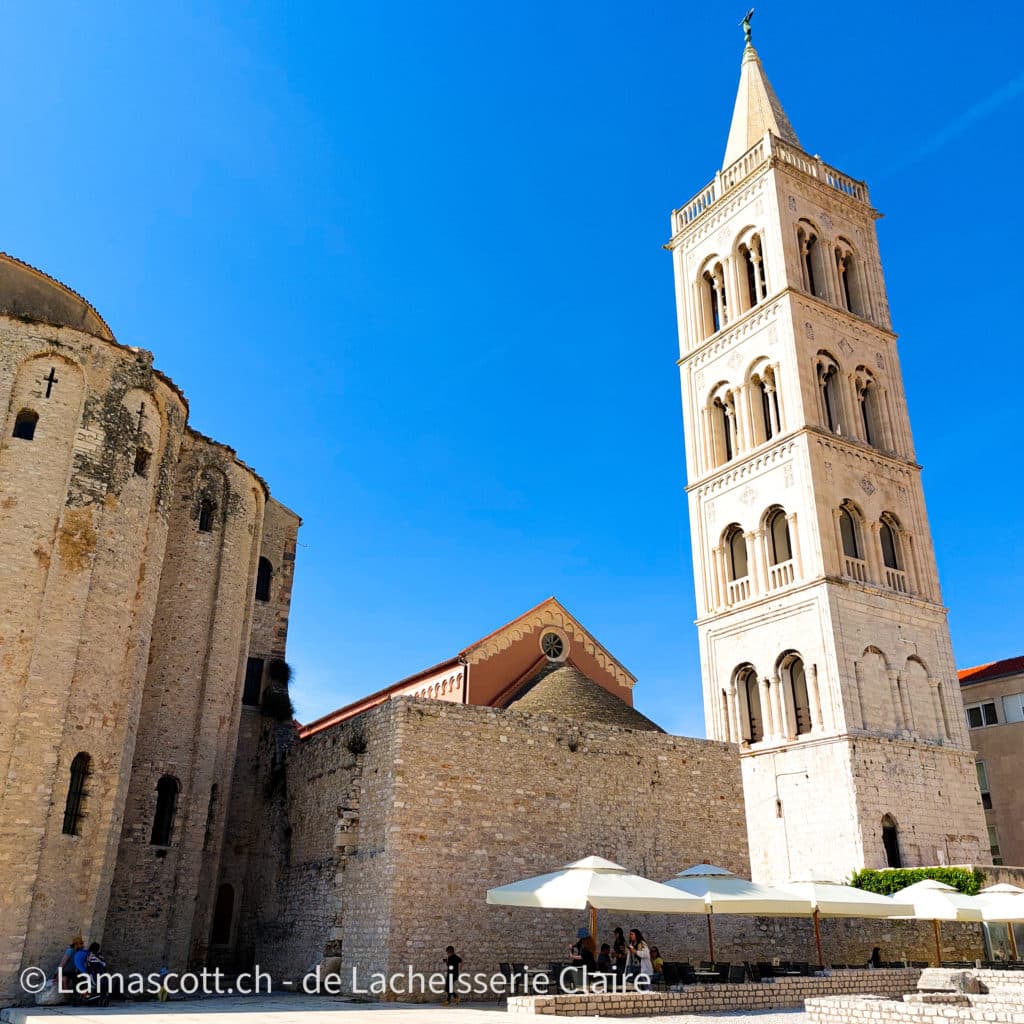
373,698,749,991
0,285,298,1005
0,318,189,1003
510,968,923,1016
101,434,267,974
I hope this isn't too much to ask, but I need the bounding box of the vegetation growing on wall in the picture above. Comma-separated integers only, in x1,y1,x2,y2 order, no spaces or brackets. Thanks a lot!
850,867,985,896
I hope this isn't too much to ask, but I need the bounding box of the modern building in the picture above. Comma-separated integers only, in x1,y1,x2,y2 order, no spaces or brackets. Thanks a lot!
959,657,1024,867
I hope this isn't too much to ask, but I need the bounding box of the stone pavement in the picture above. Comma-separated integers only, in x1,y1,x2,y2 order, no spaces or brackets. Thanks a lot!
0,994,807,1024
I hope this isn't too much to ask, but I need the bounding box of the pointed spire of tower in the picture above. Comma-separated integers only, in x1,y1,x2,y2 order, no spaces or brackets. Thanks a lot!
722,17,800,168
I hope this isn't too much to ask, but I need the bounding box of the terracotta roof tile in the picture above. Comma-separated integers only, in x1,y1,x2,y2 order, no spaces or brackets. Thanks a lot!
958,656,1024,685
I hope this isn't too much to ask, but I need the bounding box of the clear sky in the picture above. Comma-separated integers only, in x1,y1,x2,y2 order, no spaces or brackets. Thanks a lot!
3,2,1022,737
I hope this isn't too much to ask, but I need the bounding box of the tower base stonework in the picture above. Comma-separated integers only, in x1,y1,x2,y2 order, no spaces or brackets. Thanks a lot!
743,738,988,885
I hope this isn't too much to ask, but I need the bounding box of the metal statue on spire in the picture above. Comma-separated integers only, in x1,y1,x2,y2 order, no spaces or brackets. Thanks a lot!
741,8,755,46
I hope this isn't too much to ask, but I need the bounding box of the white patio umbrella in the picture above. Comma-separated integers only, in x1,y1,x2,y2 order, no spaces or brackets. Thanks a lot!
487,856,706,944
779,877,915,965
889,879,984,966
664,864,814,962
975,884,1024,960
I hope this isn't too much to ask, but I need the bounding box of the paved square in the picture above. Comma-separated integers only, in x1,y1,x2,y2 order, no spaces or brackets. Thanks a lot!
0,994,807,1024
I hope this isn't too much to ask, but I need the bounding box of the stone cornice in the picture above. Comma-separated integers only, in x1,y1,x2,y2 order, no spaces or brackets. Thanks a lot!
738,729,975,759
679,297,785,371
688,437,799,497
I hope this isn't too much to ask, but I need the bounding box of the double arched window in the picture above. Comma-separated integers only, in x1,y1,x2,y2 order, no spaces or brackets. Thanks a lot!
723,651,817,743
710,507,799,610
836,503,912,593
694,228,772,341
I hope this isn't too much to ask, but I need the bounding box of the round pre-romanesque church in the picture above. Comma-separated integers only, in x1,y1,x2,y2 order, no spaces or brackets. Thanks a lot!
0,253,299,1002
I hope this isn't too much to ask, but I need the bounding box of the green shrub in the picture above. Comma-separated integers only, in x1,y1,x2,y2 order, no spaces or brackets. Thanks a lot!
849,866,985,896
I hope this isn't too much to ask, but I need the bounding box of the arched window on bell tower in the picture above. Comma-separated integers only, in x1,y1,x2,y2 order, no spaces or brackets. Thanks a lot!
835,237,868,319
748,361,781,445
724,524,750,604
879,513,908,593
797,220,829,301
709,387,736,467
699,259,728,338
780,653,812,736
816,352,846,435
854,366,886,449
838,501,868,583
765,506,794,591
736,231,768,313
737,665,763,744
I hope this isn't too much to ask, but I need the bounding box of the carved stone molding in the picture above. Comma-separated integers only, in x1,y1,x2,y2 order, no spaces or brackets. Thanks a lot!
688,301,784,370
696,440,798,497
464,601,636,691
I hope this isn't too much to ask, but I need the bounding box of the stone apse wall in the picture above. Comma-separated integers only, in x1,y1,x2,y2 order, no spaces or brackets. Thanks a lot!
238,696,983,996
0,266,300,1004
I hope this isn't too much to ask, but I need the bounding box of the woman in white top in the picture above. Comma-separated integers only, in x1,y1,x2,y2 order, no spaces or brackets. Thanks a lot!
628,929,653,988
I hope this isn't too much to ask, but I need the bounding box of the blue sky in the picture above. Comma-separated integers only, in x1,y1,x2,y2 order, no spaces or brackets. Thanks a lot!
3,2,1022,737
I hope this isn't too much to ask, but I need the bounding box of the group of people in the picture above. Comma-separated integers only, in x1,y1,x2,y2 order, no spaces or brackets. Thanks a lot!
50,936,110,1003
568,926,663,989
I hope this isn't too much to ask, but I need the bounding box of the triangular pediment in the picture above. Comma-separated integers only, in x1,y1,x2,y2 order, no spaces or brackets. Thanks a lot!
460,597,636,705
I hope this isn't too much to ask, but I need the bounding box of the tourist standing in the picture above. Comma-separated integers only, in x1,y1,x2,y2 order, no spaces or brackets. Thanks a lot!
443,945,462,1005
628,929,653,989
612,927,627,978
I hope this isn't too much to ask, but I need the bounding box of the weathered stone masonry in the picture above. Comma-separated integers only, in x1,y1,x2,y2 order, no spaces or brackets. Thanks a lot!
0,254,300,1003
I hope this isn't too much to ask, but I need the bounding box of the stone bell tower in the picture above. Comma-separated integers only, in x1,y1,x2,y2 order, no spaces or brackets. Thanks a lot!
666,25,988,883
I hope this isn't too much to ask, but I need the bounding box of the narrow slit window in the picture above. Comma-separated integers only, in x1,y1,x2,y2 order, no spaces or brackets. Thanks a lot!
62,752,91,836
12,409,38,440
255,558,273,602
150,775,180,846
198,500,215,533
